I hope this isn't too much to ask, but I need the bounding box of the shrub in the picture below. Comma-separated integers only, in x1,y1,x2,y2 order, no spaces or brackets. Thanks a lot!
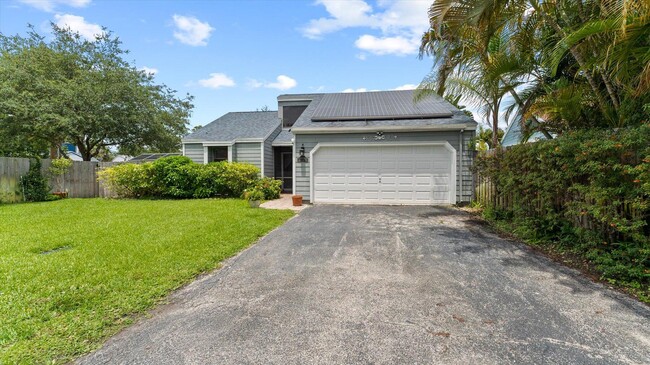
215,162,260,197
473,124,650,290
150,156,195,198
250,177,283,200
243,188,265,202
49,158,73,192
20,159,50,202
97,163,155,198
97,157,262,200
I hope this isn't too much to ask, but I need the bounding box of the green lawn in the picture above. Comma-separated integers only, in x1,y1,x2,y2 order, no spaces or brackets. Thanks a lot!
0,198,294,364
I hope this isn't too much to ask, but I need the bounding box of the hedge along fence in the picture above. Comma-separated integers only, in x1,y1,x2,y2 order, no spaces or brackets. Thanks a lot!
473,124,649,289
97,156,282,200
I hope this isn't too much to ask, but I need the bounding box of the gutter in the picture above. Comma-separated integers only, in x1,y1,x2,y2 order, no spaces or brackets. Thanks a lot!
291,124,476,134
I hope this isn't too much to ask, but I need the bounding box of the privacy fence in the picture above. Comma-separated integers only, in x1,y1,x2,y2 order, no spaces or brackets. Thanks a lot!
0,157,118,203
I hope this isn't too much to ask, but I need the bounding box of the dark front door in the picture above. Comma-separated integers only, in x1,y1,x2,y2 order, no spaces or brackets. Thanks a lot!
274,147,293,193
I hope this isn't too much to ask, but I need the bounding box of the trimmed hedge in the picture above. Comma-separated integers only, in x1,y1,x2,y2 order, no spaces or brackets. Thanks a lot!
474,124,649,294
97,156,281,200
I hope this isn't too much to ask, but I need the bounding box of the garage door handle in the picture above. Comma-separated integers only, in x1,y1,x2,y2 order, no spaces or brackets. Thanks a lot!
379,176,382,183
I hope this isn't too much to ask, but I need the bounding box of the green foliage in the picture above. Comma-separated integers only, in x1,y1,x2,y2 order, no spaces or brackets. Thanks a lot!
19,159,50,202
474,125,650,291
49,158,73,192
420,0,649,138
250,177,283,200
0,24,193,160
0,198,293,363
97,157,264,200
243,188,265,202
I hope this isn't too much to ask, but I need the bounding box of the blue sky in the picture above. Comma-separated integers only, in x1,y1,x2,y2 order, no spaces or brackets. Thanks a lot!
0,0,442,128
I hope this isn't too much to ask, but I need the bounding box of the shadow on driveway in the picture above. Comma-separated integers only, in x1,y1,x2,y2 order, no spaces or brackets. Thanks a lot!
78,205,650,365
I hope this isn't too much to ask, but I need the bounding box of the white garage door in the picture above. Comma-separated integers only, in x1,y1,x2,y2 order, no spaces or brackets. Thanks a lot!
312,144,454,205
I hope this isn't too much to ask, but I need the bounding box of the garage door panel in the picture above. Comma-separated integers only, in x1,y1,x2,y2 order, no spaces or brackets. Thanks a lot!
313,144,453,205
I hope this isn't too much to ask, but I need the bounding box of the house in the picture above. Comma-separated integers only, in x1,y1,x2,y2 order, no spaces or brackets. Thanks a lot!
182,90,477,205
501,118,549,147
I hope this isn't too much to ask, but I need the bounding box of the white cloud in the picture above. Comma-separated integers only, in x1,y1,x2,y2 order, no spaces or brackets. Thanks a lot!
198,73,235,89
342,88,368,93
356,53,367,60
302,0,430,56
54,14,103,40
19,0,90,12
172,15,214,46
355,35,418,56
139,66,158,75
249,75,297,91
394,83,418,90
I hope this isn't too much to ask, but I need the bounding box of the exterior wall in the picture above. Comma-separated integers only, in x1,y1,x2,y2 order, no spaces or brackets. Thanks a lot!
264,125,282,177
183,143,204,164
294,130,475,203
233,142,262,172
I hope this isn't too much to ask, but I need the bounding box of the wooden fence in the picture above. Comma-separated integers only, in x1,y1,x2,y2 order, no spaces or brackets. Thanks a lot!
0,157,119,203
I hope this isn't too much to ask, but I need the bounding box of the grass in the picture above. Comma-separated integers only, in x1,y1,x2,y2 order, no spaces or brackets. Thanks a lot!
0,198,294,364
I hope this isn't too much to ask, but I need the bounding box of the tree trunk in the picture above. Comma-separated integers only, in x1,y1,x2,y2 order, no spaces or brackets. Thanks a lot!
502,81,554,140
492,108,499,148
535,4,613,115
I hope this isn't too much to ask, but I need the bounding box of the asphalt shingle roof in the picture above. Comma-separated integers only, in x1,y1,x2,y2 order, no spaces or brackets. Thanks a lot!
183,111,280,142
272,129,293,145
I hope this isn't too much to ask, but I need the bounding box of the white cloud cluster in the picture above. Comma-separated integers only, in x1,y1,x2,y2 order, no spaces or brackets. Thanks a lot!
54,14,103,40
139,66,159,75
172,14,214,46
394,83,418,90
249,75,297,91
198,73,236,89
19,0,90,12
342,88,368,93
302,0,430,56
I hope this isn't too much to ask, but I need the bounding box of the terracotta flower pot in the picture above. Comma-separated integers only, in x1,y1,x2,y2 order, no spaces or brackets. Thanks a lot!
53,192,68,199
292,195,303,206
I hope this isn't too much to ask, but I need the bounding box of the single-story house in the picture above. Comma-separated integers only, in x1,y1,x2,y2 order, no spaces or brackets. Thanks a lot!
182,90,477,205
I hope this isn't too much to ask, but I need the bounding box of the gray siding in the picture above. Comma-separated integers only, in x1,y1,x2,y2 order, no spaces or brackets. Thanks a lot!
184,143,204,164
264,125,282,177
294,131,475,203
233,142,262,172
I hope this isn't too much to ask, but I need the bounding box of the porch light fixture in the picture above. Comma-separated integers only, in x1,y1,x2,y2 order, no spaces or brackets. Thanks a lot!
297,144,309,163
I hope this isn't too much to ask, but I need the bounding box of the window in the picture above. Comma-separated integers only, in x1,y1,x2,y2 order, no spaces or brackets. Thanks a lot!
282,105,307,128
209,146,228,162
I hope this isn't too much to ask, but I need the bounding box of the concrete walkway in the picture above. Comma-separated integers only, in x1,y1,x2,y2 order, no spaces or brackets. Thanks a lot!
260,194,309,212
77,205,650,365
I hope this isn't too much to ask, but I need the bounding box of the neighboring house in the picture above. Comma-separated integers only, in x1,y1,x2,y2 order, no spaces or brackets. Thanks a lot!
501,118,549,147
182,90,477,205
61,143,99,162
129,153,180,162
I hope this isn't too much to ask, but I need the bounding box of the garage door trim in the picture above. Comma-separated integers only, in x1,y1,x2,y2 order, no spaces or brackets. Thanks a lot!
309,142,456,205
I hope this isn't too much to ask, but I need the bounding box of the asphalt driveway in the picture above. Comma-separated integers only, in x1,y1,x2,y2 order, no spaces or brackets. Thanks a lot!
78,205,650,365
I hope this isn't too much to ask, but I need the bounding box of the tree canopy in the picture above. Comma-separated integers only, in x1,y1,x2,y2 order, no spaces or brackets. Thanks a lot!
418,0,649,146
0,24,193,160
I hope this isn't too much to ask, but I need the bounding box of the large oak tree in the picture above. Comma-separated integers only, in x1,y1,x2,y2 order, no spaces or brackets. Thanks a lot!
0,24,193,160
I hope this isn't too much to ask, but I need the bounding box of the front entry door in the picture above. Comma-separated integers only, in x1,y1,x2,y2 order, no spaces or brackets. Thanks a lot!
280,152,293,193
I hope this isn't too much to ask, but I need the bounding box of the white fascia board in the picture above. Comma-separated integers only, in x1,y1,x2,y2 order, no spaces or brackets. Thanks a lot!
292,124,476,134
272,142,293,147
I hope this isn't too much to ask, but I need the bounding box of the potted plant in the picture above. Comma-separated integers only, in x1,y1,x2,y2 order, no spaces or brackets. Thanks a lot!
245,188,264,208
49,158,73,198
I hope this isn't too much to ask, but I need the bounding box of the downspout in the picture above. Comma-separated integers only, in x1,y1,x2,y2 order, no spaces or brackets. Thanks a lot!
459,129,464,204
